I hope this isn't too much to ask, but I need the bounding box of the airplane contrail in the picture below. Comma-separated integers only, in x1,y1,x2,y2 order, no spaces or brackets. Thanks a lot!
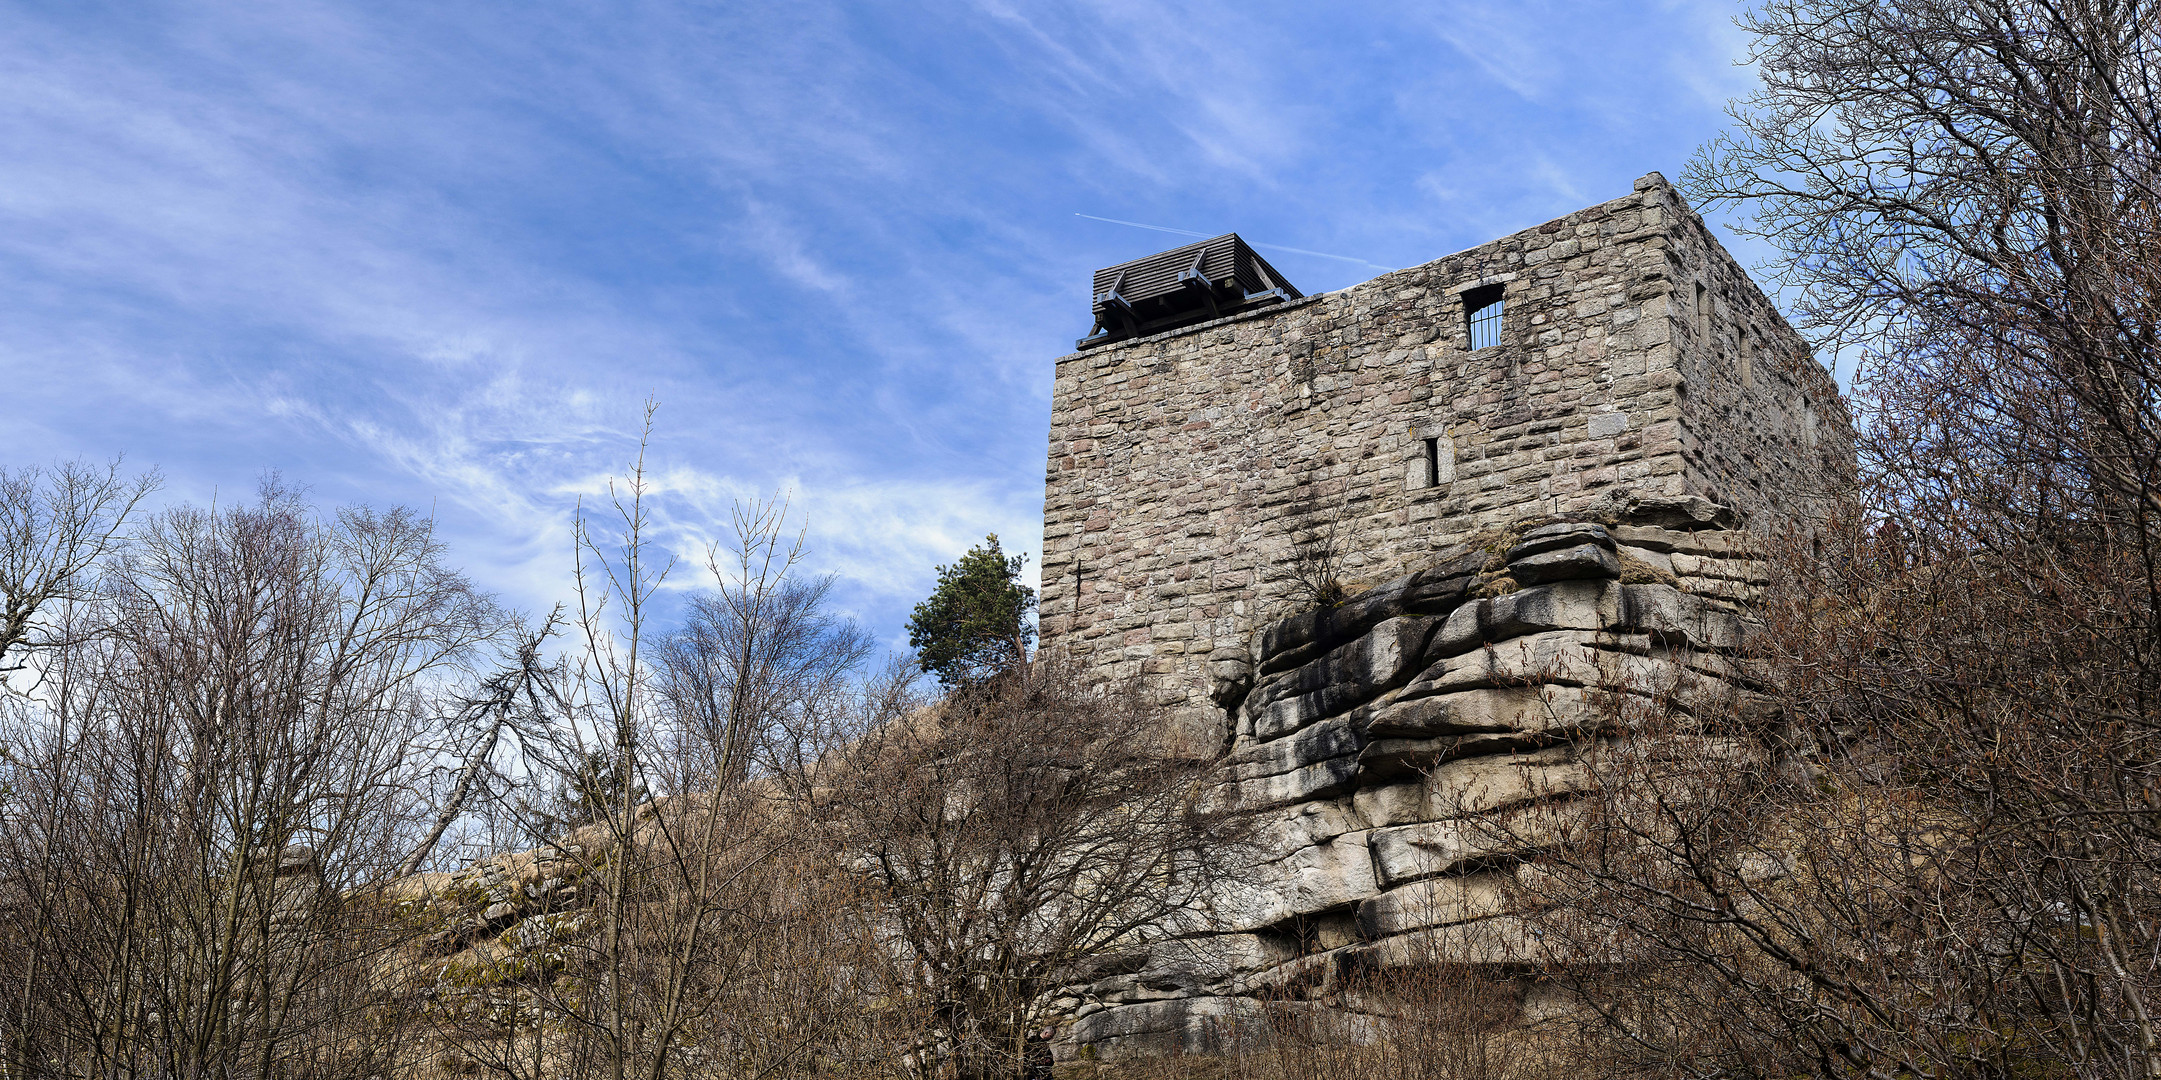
1073,213,1396,272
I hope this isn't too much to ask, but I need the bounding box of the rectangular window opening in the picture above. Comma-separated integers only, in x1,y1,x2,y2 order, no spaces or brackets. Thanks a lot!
1695,282,1710,342
1465,284,1505,351
1423,437,1441,488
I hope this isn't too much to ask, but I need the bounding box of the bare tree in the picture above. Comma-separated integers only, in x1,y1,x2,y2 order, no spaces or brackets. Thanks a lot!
652,497,872,793
1216,958,1532,1080
0,458,156,1075
462,406,891,1080
398,611,569,878
0,477,501,1080
0,458,156,676
808,653,1252,1080
1510,3,2161,1078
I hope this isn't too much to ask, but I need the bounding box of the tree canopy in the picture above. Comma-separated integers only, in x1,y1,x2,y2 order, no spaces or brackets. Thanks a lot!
906,534,1036,686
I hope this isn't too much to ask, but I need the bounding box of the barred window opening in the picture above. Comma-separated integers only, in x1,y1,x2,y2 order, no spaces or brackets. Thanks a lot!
1465,284,1505,351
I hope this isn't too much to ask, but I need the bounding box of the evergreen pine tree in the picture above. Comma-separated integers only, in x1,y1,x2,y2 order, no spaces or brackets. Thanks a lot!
906,534,1036,687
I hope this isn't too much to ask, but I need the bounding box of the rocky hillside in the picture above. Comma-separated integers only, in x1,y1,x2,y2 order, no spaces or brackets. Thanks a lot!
381,496,1776,1067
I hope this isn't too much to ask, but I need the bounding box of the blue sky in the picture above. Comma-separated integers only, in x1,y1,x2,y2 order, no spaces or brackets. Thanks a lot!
1,0,1767,652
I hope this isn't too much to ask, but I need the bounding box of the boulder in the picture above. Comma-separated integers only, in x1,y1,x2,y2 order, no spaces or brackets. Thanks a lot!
1363,916,1552,966
1251,552,1483,675
1427,579,1619,658
1609,524,1750,557
1422,745,1591,819
1508,543,1621,587
1505,521,1613,563
1360,734,1497,779
1226,717,1363,781
1207,645,1255,709
1245,616,1440,741
1225,757,1359,810
1616,546,1680,589
1405,629,1623,696
1357,872,1514,936
1402,629,1745,700
1352,781,1425,829
1068,997,1252,1059
1598,492,1738,531
1269,799,1367,851
1617,584,1760,651
1229,831,1379,928
1670,551,1771,584
1366,685,1597,739
1368,804,1568,887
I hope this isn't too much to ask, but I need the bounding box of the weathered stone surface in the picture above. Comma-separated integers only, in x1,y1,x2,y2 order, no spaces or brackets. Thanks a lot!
1369,804,1570,887
1671,551,1771,584
1207,646,1255,709
1618,583,1759,651
1358,873,1514,935
1239,799,1367,860
1428,579,1619,658
1509,543,1622,587
1610,524,1751,556
1245,616,1439,741
1617,544,1677,583
1685,577,1766,603
1253,558,1480,676
1352,781,1425,828
1423,745,1592,819
1227,717,1362,780
1594,492,1739,532
1068,997,1252,1059
1231,832,1380,928
1367,685,1597,739
1225,758,1360,810
1406,629,1630,696
1352,735,1465,779
1364,916,1550,966
1505,521,1613,563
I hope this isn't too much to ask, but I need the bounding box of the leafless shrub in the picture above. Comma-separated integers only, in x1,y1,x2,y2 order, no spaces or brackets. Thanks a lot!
1203,950,1532,1080
1268,489,1352,612
420,408,902,1080
1441,3,2161,1077
804,652,1255,1080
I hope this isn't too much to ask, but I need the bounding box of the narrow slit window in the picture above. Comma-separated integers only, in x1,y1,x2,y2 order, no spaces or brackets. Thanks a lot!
1695,282,1710,341
1465,285,1505,351
1423,437,1441,487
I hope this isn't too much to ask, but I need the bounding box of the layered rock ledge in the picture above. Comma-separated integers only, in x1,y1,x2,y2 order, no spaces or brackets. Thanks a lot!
1058,496,1768,1060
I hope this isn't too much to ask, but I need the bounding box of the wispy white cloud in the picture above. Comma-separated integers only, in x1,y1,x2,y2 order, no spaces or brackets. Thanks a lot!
0,0,1770,651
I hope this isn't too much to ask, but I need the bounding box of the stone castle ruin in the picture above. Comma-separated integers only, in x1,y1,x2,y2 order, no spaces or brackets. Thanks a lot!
1039,173,1855,1057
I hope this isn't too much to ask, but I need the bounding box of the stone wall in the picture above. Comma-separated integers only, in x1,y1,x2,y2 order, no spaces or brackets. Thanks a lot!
1038,173,1851,745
